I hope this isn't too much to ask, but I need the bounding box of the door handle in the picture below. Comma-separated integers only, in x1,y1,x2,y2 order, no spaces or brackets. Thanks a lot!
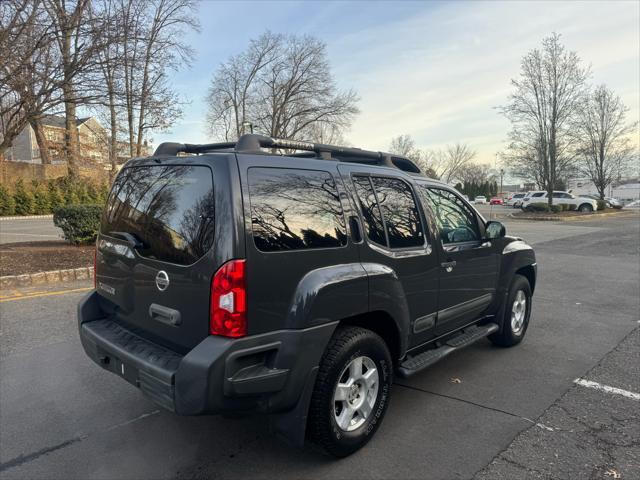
349,215,363,243
149,303,181,326
441,260,456,272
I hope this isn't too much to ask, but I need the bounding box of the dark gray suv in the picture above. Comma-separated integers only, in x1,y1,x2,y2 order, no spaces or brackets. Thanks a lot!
78,134,537,457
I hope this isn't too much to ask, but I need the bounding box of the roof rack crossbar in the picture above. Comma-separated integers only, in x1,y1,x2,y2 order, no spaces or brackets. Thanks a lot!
152,134,421,174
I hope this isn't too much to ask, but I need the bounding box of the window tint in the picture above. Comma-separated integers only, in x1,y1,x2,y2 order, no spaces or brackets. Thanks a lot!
248,168,347,252
419,186,480,244
552,192,571,199
102,165,214,265
352,176,387,246
370,177,424,248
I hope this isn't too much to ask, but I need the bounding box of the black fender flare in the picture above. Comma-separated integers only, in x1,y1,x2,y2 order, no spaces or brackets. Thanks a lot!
495,239,537,332
273,262,409,446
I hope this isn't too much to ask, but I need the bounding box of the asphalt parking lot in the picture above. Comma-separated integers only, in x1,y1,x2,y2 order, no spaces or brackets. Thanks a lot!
1,213,639,479
0,217,62,244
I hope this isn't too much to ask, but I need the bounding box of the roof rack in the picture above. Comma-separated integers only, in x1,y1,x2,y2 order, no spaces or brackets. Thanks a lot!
152,134,421,174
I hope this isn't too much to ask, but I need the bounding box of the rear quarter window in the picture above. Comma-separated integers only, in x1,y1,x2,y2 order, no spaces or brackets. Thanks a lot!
248,167,347,252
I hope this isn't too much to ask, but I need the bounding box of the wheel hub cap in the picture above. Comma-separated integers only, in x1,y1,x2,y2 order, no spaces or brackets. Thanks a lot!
333,356,379,432
511,290,527,335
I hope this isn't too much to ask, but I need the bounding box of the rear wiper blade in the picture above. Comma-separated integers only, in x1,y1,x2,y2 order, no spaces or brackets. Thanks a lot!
108,231,144,249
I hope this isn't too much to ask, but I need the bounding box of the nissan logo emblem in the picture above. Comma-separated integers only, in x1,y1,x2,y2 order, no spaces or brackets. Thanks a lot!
155,270,170,291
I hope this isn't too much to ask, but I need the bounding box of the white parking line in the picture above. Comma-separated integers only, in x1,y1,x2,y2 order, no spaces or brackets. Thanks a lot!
573,378,640,401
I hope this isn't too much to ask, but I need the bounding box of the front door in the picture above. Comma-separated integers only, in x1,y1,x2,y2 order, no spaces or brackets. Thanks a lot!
416,184,499,335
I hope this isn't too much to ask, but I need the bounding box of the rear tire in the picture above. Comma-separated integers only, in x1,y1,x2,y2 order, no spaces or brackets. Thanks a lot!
489,274,532,347
308,326,392,457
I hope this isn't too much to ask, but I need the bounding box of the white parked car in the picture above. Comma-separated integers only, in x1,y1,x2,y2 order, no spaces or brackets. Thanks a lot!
474,196,487,204
520,191,598,212
506,193,527,208
624,199,640,209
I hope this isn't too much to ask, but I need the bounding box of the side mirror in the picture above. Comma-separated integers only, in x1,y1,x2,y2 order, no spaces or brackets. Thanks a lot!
485,221,506,239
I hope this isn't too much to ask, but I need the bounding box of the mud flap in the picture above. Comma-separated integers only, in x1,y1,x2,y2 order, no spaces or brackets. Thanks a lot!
269,366,319,447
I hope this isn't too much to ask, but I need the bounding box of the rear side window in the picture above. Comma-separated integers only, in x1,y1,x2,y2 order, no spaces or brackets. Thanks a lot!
353,175,424,249
248,168,347,252
552,192,571,199
531,192,545,198
352,176,387,246
102,165,215,265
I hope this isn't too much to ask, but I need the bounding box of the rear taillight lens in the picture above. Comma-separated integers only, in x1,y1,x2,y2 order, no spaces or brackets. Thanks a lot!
210,260,247,337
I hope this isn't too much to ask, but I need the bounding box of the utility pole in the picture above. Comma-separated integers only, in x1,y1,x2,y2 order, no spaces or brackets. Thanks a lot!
242,121,254,134
500,168,504,198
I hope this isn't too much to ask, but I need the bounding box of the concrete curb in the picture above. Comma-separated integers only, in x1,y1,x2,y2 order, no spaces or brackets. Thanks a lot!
0,266,93,289
0,214,54,221
511,211,636,222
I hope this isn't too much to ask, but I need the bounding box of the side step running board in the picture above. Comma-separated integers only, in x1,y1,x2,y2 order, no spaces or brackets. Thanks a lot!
397,323,499,378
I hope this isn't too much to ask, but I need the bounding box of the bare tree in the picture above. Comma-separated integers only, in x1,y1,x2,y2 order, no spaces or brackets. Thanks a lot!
206,32,359,143
0,1,64,158
92,0,123,174
500,33,589,205
457,162,494,186
389,134,437,177
574,85,637,199
428,142,476,183
388,134,474,180
389,134,421,161
90,0,197,168
134,0,197,155
44,0,98,175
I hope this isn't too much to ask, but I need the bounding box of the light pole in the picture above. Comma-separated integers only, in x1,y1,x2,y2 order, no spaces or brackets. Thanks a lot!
242,121,254,134
499,168,504,198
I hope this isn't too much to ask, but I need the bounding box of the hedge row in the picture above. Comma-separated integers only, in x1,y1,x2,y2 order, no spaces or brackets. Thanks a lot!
525,202,578,213
53,204,103,245
0,178,110,216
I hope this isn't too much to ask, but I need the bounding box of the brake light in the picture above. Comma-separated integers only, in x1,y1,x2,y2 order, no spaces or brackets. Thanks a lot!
210,260,247,337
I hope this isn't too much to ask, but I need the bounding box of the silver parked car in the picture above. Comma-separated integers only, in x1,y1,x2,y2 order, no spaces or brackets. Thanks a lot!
582,194,622,209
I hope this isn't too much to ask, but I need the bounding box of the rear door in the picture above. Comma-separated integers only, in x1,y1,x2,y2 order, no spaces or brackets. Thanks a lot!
96,162,222,352
338,164,440,347
237,155,365,335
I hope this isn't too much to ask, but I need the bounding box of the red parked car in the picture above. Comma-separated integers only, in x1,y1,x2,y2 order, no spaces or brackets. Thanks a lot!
490,197,503,205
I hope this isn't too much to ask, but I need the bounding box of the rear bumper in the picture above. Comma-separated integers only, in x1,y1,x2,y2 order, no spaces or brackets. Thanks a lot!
78,291,337,416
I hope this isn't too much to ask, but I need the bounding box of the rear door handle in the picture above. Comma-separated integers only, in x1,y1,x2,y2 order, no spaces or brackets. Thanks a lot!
349,215,363,243
149,303,181,326
441,261,456,272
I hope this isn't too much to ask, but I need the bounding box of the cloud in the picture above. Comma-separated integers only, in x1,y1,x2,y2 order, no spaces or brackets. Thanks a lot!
153,0,639,164
328,1,639,161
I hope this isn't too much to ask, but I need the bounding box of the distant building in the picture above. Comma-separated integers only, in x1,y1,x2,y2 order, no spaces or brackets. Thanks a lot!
567,177,640,201
5,115,150,167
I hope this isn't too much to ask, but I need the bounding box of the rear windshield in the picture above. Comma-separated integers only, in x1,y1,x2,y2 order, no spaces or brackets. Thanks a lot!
102,165,214,265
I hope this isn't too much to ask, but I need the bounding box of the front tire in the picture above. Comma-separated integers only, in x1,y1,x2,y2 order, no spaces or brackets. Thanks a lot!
489,274,532,347
308,326,393,457
578,203,594,212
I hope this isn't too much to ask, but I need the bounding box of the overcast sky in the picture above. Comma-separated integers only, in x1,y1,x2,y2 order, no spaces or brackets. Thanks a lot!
154,0,639,167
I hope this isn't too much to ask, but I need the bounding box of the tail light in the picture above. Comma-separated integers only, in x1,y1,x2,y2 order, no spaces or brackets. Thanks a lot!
210,260,247,337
